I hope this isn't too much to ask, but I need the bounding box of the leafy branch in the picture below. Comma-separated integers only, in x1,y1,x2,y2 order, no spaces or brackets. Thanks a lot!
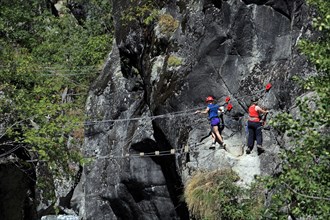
283,183,330,201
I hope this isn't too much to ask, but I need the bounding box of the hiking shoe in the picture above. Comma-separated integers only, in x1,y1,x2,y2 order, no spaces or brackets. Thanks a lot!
257,145,265,155
209,143,216,150
246,148,251,154
219,142,226,149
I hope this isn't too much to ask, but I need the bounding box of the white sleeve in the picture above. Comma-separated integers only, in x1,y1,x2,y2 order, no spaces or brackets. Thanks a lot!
255,105,262,112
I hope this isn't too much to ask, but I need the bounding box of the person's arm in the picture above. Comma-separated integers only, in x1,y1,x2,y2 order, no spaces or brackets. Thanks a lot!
218,106,225,113
256,105,268,114
195,107,209,114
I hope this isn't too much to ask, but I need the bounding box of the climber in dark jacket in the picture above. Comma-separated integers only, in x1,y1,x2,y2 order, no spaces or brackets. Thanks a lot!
196,96,225,149
246,97,268,155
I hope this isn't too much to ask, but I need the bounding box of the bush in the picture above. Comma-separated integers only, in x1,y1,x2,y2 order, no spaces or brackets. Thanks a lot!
159,14,179,35
184,169,264,220
167,55,182,67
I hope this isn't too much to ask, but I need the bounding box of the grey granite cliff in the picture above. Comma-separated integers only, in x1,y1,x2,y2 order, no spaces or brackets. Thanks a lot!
70,0,312,219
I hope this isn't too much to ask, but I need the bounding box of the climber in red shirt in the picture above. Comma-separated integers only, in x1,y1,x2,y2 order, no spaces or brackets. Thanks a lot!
246,97,268,155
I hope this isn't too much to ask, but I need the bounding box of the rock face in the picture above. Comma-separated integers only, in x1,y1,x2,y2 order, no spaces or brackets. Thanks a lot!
76,0,310,219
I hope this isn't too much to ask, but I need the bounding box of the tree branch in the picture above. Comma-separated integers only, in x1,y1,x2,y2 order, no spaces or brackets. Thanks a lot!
284,183,330,201
0,118,28,139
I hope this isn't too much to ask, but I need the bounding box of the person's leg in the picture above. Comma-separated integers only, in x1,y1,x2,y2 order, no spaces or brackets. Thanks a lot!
216,120,224,141
245,121,249,147
209,124,216,145
256,122,263,146
212,125,223,143
219,127,224,142
247,121,255,153
219,115,225,133
210,118,224,147
211,131,216,148
218,124,225,147
255,122,265,155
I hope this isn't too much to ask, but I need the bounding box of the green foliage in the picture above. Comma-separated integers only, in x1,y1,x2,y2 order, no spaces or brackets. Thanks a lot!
158,14,179,36
265,76,330,219
0,0,113,200
81,0,113,35
184,169,264,220
167,55,182,67
298,0,330,73
263,1,330,218
0,0,42,46
121,0,159,26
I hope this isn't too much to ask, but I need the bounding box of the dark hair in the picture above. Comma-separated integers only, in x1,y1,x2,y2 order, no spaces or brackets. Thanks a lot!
250,96,258,105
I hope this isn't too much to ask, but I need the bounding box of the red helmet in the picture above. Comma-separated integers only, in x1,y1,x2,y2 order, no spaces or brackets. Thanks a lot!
205,96,214,103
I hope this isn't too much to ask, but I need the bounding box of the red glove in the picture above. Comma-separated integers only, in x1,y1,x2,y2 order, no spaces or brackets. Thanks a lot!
266,83,272,91
227,103,233,111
